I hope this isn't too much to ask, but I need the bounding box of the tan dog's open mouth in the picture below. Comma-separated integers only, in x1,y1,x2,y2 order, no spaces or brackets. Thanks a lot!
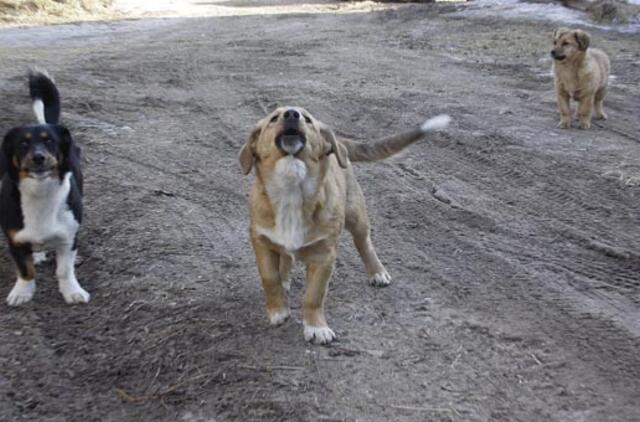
276,128,306,156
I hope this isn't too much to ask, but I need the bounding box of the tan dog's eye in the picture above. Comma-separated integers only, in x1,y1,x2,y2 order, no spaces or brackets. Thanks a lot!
270,115,279,123
562,42,569,46
303,115,312,124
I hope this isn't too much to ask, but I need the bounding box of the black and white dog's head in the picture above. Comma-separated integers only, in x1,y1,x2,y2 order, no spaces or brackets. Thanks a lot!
2,124,74,182
1,70,79,185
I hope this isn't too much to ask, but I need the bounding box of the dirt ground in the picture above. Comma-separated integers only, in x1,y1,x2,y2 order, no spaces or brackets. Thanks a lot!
0,1,639,421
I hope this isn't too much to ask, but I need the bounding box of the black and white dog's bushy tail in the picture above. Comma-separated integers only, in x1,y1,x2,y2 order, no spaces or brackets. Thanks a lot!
29,70,60,125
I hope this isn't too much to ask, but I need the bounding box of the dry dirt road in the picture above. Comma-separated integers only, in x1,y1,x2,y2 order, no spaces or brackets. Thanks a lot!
0,1,639,421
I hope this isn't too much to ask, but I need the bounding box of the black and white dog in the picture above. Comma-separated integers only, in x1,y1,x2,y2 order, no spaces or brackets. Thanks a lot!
0,71,89,306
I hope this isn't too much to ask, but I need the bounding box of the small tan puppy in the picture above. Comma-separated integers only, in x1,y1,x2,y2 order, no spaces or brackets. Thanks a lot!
239,107,449,344
551,28,610,129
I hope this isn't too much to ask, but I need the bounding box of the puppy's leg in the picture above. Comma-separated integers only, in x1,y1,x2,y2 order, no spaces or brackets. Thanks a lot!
345,186,390,287
301,248,337,345
577,95,594,129
594,87,607,120
6,243,36,306
253,238,289,325
279,253,293,291
557,88,572,129
56,243,90,304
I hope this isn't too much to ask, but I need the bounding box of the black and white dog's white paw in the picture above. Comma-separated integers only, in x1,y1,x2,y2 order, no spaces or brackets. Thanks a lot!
33,252,48,265
59,282,90,304
6,279,36,306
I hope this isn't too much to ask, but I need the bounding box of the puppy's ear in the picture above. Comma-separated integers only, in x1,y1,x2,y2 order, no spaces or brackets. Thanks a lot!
1,128,21,181
239,125,261,175
319,124,348,169
574,29,590,51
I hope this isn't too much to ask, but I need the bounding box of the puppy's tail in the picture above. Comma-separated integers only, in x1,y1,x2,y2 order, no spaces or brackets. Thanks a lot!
29,69,60,125
340,114,450,162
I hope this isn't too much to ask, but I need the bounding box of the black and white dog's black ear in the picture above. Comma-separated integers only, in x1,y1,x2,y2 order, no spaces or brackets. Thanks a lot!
55,126,73,172
1,128,21,181
54,126,82,185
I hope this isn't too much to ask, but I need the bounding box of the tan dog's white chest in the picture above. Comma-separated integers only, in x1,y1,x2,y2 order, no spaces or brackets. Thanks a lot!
256,157,318,252
14,173,79,249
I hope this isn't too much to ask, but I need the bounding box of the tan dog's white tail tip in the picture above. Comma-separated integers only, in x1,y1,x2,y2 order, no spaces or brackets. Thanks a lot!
420,114,451,133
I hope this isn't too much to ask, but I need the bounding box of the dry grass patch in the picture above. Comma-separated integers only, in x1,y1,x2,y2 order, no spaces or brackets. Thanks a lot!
0,0,117,26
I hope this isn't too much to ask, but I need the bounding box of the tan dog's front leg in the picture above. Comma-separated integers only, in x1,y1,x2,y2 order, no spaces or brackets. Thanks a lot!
253,238,290,326
279,253,293,291
557,88,572,129
302,248,337,345
577,95,594,129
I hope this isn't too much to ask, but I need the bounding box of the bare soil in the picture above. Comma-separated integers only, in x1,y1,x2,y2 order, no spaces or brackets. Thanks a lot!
0,2,639,421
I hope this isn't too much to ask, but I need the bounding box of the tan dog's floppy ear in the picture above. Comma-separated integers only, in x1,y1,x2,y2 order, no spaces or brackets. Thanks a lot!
574,29,590,51
319,125,348,169
239,125,260,175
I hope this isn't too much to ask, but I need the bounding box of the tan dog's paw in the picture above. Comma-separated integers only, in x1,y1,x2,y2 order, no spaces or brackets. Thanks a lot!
578,120,591,129
594,111,608,120
370,271,391,287
558,119,571,129
268,308,290,326
303,323,336,345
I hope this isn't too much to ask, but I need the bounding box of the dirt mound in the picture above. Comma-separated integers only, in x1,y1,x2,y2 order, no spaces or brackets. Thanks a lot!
588,0,640,23
560,0,640,23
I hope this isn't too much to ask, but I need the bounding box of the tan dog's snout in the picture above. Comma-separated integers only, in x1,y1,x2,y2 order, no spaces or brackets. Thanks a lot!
283,109,301,123
550,48,566,61
276,108,306,156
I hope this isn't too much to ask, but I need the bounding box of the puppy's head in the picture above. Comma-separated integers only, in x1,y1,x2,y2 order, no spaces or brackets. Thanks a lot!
551,28,591,62
1,125,73,181
239,106,347,177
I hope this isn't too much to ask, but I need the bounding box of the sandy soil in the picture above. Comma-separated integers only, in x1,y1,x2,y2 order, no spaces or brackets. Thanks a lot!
0,1,639,421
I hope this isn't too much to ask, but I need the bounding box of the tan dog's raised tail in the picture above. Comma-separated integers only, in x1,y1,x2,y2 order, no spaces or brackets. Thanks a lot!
551,28,610,129
239,107,450,344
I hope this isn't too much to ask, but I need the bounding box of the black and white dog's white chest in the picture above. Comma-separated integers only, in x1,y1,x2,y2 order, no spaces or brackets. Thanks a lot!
14,172,80,250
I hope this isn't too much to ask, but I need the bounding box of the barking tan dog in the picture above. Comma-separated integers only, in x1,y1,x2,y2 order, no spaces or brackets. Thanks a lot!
551,27,610,129
239,107,449,344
